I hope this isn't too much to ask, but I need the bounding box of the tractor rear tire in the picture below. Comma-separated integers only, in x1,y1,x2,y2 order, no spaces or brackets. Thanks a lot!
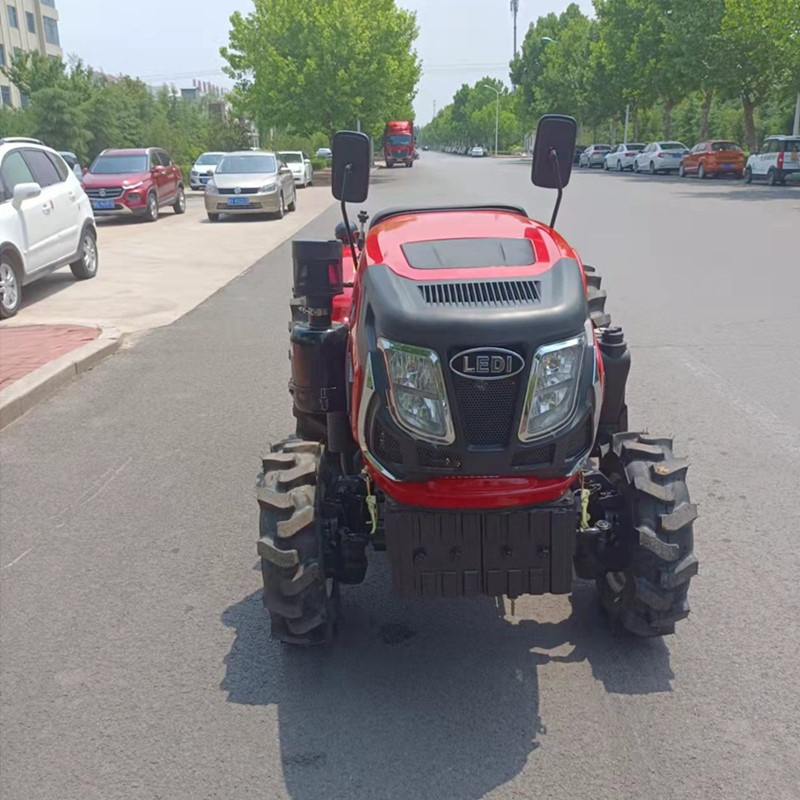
597,432,698,637
256,438,338,646
583,264,611,329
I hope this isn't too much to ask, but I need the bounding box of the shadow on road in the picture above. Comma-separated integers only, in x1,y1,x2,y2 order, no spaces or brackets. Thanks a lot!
221,564,673,800
14,269,79,310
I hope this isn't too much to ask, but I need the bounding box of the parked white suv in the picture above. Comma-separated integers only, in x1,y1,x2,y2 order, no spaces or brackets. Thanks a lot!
745,135,800,186
0,137,98,319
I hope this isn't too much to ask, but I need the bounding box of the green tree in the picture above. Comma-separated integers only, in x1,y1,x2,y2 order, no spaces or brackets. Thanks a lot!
222,0,420,140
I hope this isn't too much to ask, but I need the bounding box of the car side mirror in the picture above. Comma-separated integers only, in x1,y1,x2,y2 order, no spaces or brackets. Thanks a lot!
531,114,577,189
332,131,371,203
12,182,42,208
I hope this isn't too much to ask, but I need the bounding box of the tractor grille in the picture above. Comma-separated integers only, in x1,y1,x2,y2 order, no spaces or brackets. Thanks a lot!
374,420,402,465
511,444,555,467
419,280,540,308
564,414,594,458
452,375,520,447
417,446,462,471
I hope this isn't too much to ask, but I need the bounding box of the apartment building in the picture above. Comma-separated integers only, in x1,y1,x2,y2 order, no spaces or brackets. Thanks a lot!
0,0,63,108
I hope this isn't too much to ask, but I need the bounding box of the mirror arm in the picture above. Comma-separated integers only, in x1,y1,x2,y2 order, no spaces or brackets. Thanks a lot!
340,164,359,267
549,147,564,229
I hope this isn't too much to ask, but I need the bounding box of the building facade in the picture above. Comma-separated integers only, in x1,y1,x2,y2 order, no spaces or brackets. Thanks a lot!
0,0,63,108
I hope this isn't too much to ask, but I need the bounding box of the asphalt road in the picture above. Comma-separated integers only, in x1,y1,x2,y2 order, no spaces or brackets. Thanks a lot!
1,153,799,800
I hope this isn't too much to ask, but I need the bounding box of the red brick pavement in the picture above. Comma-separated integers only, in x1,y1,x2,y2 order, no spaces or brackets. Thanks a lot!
0,325,100,391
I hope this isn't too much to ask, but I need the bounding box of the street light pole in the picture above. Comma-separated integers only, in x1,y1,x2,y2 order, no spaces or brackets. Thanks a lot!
794,92,800,137
482,84,501,156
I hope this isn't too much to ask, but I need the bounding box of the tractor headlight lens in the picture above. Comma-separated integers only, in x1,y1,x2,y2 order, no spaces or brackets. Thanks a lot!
519,335,585,441
378,338,454,444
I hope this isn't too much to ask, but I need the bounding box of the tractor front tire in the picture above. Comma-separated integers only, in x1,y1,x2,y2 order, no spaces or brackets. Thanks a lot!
256,438,338,646
597,432,698,637
583,264,611,329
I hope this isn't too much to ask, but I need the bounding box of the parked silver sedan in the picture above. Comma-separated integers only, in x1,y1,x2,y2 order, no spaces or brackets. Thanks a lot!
204,151,297,222
579,144,612,168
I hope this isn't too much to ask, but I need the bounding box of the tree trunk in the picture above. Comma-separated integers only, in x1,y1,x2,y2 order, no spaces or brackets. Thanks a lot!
663,100,675,138
699,89,713,140
742,95,757,152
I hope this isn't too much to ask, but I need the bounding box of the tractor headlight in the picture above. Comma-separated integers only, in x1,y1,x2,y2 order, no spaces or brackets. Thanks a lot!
378,338,454,444
519,335,585,441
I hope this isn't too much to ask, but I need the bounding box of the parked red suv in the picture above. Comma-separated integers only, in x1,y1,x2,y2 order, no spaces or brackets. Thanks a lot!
82,148,186,221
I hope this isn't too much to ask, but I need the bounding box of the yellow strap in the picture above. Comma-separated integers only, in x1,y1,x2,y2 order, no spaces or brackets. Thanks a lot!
363,470,378,536
579,471,591,531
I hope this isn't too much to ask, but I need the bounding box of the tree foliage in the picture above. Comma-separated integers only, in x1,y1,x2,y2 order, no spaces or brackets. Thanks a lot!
221,0,421,140
0,53,252,172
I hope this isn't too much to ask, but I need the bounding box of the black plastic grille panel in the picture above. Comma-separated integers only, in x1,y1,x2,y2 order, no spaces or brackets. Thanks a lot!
511,444,556,467
564,414,594,458
416,446,462,471
452,375,520,446
419,280,540,308
374,420,402,465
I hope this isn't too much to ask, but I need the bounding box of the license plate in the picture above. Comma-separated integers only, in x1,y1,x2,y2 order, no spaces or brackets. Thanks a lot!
227,197,249,206
722,163,732,169
92,199,115,210
200,176,210,184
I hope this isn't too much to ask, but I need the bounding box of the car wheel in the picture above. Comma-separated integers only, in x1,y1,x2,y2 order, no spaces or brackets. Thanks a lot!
144,192,159,222
275,193,286,219
70,227,99,280
744,167,753,184
678,163,686,177
698,162,707,179
617,159,623,172
287,188,297,212
603,159,609,170
766,169,777,186
649,161,656,175
633,160,640,173
0,256,22,319
173,186,186,214
207,213,220,222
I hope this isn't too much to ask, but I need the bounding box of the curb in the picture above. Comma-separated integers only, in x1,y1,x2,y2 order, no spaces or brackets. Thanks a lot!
0,327,124,431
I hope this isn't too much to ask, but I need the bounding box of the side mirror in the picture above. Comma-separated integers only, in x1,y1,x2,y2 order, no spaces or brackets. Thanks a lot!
531,114,577,189
12,182,42,207
332,131,370,203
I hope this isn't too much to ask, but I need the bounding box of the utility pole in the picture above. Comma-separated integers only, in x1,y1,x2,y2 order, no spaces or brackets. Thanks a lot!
482,84,501,156
794,92,800,137
511,0,520,58
623,104,630,143
433,99,437,118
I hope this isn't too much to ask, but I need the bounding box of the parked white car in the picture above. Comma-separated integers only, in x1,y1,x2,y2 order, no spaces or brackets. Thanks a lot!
190,152,226,191
278,151,314,187
604,143,645,171
0,137,98,319
579,144,612,168
470,146,486,157
633,141,689,174
745,135,800,186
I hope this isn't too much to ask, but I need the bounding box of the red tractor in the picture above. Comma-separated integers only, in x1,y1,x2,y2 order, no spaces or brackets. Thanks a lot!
258,115,698,645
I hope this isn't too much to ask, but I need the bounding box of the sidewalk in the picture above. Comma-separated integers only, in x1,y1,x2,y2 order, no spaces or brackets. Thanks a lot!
0,324,122,429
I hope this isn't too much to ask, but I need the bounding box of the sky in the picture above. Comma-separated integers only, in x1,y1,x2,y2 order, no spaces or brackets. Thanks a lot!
59,0,592,125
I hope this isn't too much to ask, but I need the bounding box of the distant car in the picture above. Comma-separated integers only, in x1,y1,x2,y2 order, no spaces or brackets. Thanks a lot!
633,141,689,174
744,135,800,185
422,145,429,151
279,151,314,187
190,152,226,191
82,147,185,221
573,145,587,164
679,141,744,179
315,147,332,160
470,146,486,158
604,143,645,171
1,137,98,318
59,151,85,179
205,151,297,222
579,144,612,168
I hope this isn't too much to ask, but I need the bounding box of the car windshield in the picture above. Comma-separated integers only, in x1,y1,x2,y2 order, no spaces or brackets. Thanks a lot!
387,135,411,145
626,144,645,151
783,139,800,152
594,145,611,151
279,153,303,163
711,142,740,152
659,142,686,150
195,153,224,166
91,154,148,174
216,155,277,174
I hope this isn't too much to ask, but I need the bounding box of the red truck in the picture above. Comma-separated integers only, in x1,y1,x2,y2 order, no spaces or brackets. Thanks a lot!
383,120,415,168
